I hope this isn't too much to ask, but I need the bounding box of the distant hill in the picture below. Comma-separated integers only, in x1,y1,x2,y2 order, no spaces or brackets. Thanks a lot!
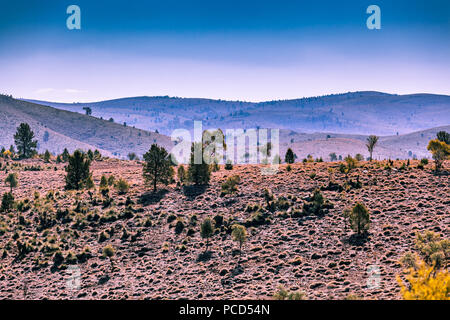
25,91,450,136
5,92,449,161
0,95,173,158
278,125,450,161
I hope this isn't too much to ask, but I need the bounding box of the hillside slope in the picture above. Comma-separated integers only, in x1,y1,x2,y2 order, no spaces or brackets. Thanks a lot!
26,91,450,136
0,95,173,158
279,125,450,160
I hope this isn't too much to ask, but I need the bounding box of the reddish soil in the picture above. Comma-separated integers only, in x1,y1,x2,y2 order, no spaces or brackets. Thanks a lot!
0,159,448,299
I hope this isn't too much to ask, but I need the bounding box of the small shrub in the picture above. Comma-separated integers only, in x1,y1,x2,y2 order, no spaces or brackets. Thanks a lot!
220,175,240,196
302,189,333,216
398,259,449,300
273,286,307,300
415,231,449,269
1,192,14,212
225,161,233,170
115,178,130,194
174,218,185,235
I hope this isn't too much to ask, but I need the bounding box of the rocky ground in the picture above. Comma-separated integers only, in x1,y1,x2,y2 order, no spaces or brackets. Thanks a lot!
0,158,448,300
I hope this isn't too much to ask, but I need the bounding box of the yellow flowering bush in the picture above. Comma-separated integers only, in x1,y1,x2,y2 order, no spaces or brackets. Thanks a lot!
398,259,449,300
3,150,12,158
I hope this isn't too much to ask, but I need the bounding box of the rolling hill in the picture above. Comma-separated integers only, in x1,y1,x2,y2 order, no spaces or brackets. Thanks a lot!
278,125,450,160
3,93,448,161
26,91,450,136
0,95,173,158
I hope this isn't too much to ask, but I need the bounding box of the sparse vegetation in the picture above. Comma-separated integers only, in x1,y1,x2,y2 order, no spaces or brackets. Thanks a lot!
115,178,130,194
302,189,333,216
220,175,240,196
273,286,307,300
398,231,449,300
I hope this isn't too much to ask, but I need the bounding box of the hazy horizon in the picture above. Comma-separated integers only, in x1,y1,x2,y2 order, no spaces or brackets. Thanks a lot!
20,90,450,105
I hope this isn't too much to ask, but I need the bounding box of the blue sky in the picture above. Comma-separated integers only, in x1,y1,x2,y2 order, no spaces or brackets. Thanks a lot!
0,0,449,102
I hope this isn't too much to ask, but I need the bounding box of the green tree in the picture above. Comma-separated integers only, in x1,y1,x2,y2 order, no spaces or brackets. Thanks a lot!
284,148,295,164
142,144,174,192
366,135,379,161
99,175,108,189
87,149,94,161
14,123,37,158
93,149,101,160
200,218,214,252
187,143,211,185
436,131,449,144
128,152,138,160
61,148,70,162
329,152,337,161
177,165,187,183
4,173,18,194
347,202,370,235
85,175,95,190
65,150,91,190
231,224,247,257
83,107,92,116
43,150,51,163
427,139,450,172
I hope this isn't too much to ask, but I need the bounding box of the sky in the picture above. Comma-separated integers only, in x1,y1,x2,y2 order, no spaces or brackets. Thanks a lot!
0,0,449,102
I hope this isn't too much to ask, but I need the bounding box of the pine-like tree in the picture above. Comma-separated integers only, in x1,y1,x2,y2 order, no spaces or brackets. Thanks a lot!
61,148,70,162
44,150,51,163
14,123,37,159
65,150,91,190
187,143,211,185
284,148,295,164
347,202,370,235
142,144,174,192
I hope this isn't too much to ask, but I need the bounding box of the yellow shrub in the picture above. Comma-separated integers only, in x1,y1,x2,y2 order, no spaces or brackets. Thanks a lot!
398,260,449,300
